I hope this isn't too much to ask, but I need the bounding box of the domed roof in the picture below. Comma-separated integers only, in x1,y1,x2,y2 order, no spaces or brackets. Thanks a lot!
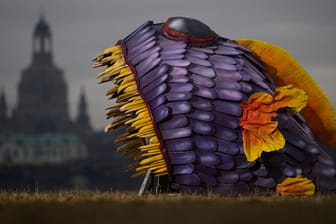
34,14,51,36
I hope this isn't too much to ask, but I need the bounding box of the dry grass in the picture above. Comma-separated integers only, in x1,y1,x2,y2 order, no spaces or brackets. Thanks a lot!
0,191,335,224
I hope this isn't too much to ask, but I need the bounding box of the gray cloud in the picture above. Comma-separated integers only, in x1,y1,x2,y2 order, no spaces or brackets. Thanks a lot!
1,0,335,130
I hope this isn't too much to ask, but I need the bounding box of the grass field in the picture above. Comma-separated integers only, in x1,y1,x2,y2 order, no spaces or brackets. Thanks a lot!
0,191,335,224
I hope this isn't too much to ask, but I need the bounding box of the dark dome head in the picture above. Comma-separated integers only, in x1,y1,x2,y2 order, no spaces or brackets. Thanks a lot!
34,15,51,36
163,17,216,43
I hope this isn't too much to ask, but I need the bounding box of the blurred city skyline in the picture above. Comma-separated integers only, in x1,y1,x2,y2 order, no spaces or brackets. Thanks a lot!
1,0,335,131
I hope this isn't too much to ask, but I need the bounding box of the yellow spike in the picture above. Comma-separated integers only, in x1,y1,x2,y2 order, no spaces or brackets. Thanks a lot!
101,54,123,64
148,164,167,171
106,85,119,96
116,139,142,152
139,154,163,166
115,68,133,81
120,99,145,112
118,81,137,93
116,92,139,103
150,136,159,144
138,143,160,151
138,125,154,133
131,121,152,130
236,38,336,148
93,45,121,62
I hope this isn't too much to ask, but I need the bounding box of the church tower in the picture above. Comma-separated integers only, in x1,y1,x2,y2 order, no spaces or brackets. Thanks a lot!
76,87,92,132
0,88,8,132
12,14,71,133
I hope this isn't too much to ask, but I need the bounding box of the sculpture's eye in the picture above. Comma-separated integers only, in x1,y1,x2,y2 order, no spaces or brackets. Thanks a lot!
163,17,216,43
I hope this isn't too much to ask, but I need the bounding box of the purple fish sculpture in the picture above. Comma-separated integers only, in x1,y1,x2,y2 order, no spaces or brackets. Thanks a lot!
93,17,336,196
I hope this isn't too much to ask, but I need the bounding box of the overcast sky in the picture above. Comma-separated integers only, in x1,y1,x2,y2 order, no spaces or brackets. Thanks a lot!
0,0,335,130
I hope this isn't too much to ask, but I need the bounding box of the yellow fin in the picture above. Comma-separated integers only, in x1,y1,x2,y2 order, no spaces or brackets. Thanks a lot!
236,38,336,148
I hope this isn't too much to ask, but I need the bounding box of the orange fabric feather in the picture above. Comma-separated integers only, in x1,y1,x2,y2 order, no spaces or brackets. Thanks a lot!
240,85,307,162
236,39,336,148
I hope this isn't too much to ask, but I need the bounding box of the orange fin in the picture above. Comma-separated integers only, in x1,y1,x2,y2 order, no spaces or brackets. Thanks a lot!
276,175,315,196
240,85,307,162
236,38,336,148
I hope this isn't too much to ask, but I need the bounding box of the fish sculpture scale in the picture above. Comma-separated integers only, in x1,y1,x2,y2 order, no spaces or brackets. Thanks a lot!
93,17,336,195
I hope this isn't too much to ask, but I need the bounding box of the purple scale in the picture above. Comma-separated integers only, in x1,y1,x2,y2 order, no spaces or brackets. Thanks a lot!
215,79,241,90
242,52,266,70
190,119,215,135
170,67,188,76
217,171,239,184
318,153,336,166
191,98,213,111
216,153,235,170
196,164,218,176
211,60,238,71
191,73,215,88
197,151,220,166
282,165,297,177
215,46,241,56
161,127,192,140
189,65,216,78
124,21,152,42
193,86,217,99
283,144,305,162
314,163,336,177
214,69,242,82
239,81,253,92
165,138,193,152
198,172,217,186
175,174,200,186
167,76,189,83
160,48,186,56
129,46,160,65
142,73,169,95
185,56,211,67
167,101,192,115
126,28,156,48
217,140,240,155
213,112,239,129
209,55,237,64
163,60,191,67
235,154,255,169
136,57,161,77
169,151,196,165
187,110,215,122
149,95,167,109
216,89,243,101
126,23,152,42
252,163,268,177
139,64,169,89
238,169,254,182
223,41,251,53
159,115,188,130
165,92,192,101
213,100,242,117
193,136,217,151
255,177,276,188
146,83,167,101
152,104,171,123
215,124,238,141
159,41,186,49
190,47,214,54
186,50,208,59
161,54,184,60
167,83,193,92
127,37,156,58
173,164,195,175
282,131,306,149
